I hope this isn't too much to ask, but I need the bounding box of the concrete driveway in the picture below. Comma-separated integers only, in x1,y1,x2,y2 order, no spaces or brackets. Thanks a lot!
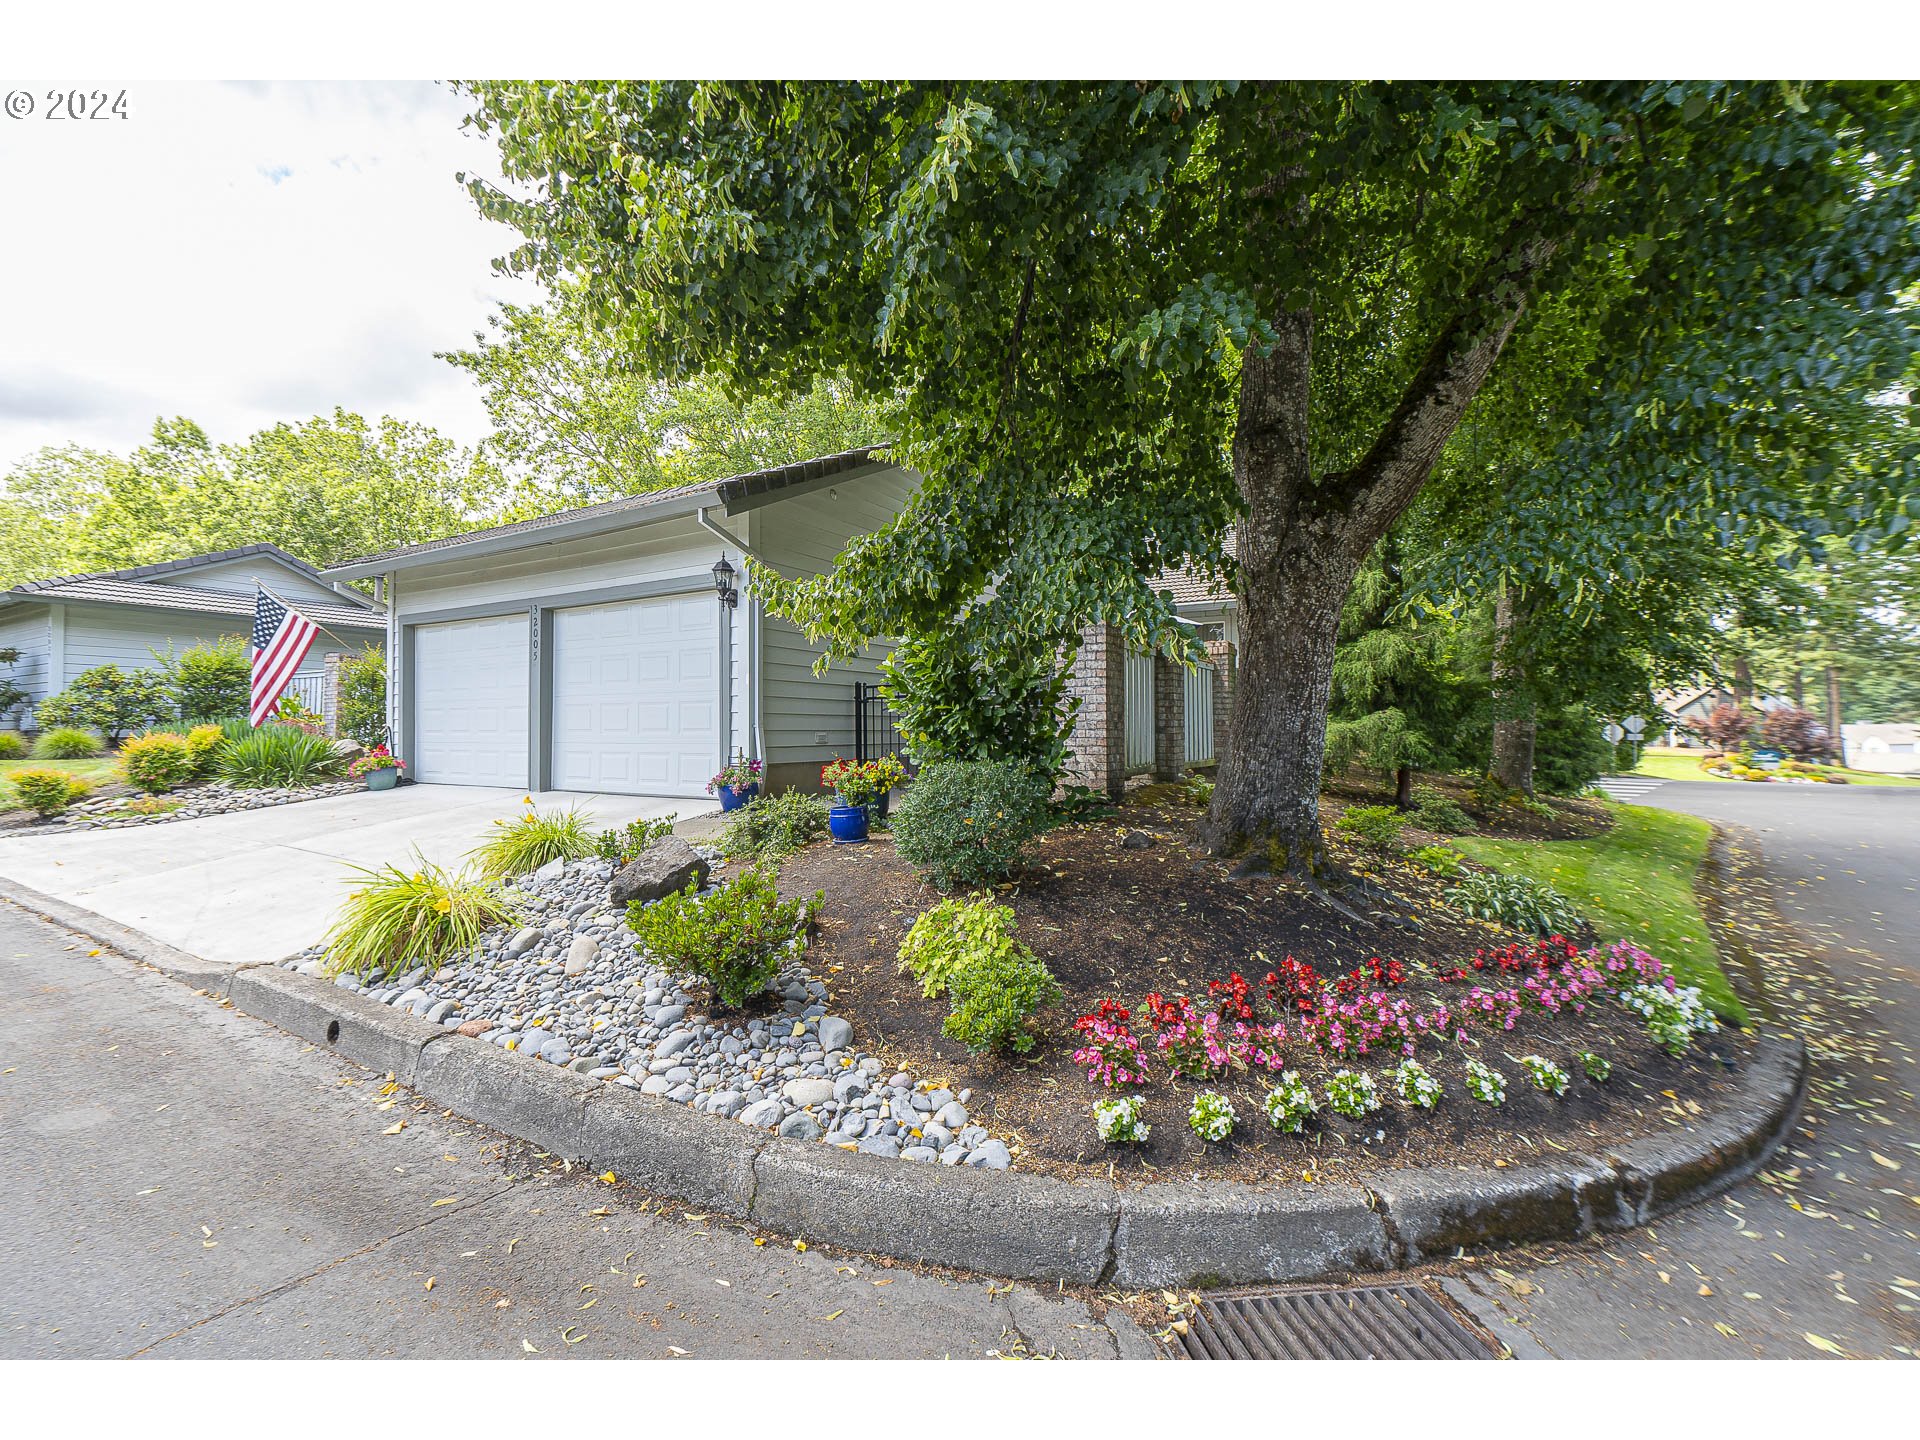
0,785,714,972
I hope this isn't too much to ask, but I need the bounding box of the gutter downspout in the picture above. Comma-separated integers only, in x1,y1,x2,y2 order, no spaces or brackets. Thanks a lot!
697,507,766,766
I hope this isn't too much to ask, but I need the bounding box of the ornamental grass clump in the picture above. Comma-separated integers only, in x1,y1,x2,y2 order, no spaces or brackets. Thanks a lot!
1391,1058,1443,1109
32,726,102,760
1519,1054,1570,1096
1188,1090,1237,1142
0,732,24,760
627,866,820,1011
471,801,598,879
215,724,342,788
118,731,196,794
1092,1094,1150,1145
1262,1072,1318,1133
1326,1069,1382,1118
1464,1057,1507,1105
322,855,520,981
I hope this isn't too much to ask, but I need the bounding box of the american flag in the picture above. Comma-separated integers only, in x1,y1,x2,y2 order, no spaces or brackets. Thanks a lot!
249,587,319,727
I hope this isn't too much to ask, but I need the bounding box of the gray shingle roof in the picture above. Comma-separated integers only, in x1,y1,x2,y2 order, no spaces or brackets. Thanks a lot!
10,542,377,606
1156,527,1237,608
329,446,887,571
11,577,385,630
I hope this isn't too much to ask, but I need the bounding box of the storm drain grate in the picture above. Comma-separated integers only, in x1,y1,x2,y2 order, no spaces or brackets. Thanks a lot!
1177,1284,1497,1360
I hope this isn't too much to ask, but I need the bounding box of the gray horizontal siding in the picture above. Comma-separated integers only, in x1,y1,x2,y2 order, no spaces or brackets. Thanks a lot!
58,602,343,688
0,606,50,725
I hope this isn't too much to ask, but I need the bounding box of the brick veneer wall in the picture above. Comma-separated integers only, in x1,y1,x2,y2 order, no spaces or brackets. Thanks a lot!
1063,622,1126,798
1205,637,1237,747
321,650,344,738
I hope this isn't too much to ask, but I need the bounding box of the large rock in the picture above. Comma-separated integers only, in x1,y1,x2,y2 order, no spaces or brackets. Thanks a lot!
330,738,368,764
609,837,710,908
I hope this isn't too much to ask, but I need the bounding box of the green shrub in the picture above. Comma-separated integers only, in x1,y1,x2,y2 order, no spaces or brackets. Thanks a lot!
336,646,388,747
898,894,1023,999
156,635,251,724
214,724,342,787
941,933,1060,1055
1534,703,1620,796
37,664,175,739
185,723,224,776
0,732,24,759
627,866,821,1010
33,726,103,759
718,789,829,863
594,813,678,865
1407,842,1467,877
1445,870,1586,936
119,732,197,794
1333,804,1405,853
1408,789,1475,835
322,855,521,981
891,759,1051,889
9,767,91,817
471,803,598,879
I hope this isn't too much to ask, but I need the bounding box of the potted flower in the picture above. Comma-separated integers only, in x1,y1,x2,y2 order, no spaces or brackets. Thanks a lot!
820,755,906,844
347,744,404,792
708,753,763,811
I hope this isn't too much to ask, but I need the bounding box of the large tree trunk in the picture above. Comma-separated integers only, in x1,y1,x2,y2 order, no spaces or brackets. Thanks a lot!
1489,589,1536,794
1394,765,1414,809
1206,231,1553,874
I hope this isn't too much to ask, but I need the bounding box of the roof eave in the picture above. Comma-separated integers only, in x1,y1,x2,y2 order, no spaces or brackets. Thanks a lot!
324,458,898,581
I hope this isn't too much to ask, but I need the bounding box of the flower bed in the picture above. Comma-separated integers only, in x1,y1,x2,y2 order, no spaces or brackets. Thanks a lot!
770,794,1756,1184
0,776,363,835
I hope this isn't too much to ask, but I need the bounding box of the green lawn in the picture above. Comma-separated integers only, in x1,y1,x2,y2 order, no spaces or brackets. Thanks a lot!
1455,803,1748,1024
0,756,119,811
1630,748,1920,787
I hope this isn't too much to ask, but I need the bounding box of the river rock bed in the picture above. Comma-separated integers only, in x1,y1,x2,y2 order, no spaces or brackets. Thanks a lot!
283,855,1013,1171
5,777,366,835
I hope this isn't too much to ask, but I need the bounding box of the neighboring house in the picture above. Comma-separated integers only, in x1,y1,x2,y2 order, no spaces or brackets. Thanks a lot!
1655,684,1793,745
1842,722,1920,775
0,544,386,731
323,447,1235,800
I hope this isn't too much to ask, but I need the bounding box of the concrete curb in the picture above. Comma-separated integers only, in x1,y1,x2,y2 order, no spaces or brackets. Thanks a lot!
14,887,1809,1286
0,876,242,992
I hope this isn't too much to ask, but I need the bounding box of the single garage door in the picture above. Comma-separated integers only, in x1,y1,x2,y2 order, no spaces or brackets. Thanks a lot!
412,614,530,787
551,594,718,797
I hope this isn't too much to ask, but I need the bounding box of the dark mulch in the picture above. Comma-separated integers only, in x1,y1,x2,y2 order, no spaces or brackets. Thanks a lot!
768,789,1753,1187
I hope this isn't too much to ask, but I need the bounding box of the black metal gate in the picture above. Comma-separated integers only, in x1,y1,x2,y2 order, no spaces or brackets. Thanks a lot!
853,681,906,764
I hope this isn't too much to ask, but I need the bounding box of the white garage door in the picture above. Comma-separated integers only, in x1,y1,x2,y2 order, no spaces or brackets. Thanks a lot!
412,614,530,787
551,594,718,797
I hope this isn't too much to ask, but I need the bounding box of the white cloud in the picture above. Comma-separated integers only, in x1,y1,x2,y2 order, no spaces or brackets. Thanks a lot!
0,80,542,469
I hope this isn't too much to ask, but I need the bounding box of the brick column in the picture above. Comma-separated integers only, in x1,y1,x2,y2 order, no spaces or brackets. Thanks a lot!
1152,653,1186,781
321,650,344,737
1062,622,1125,798
1205,637,1237,751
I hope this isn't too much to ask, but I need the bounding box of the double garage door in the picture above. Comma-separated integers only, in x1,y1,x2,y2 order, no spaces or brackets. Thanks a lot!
411,594,718,797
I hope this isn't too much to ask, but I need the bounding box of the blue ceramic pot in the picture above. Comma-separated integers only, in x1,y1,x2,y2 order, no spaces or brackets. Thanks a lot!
365,768,399,792
827,803,869,844
717,782,760,812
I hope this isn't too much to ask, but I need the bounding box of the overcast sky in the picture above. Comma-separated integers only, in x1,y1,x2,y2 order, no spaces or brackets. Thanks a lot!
0,80,541,472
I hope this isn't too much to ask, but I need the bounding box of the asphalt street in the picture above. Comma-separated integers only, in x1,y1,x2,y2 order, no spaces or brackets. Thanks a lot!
0,903,1149,1359
1444,780,1920,1359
